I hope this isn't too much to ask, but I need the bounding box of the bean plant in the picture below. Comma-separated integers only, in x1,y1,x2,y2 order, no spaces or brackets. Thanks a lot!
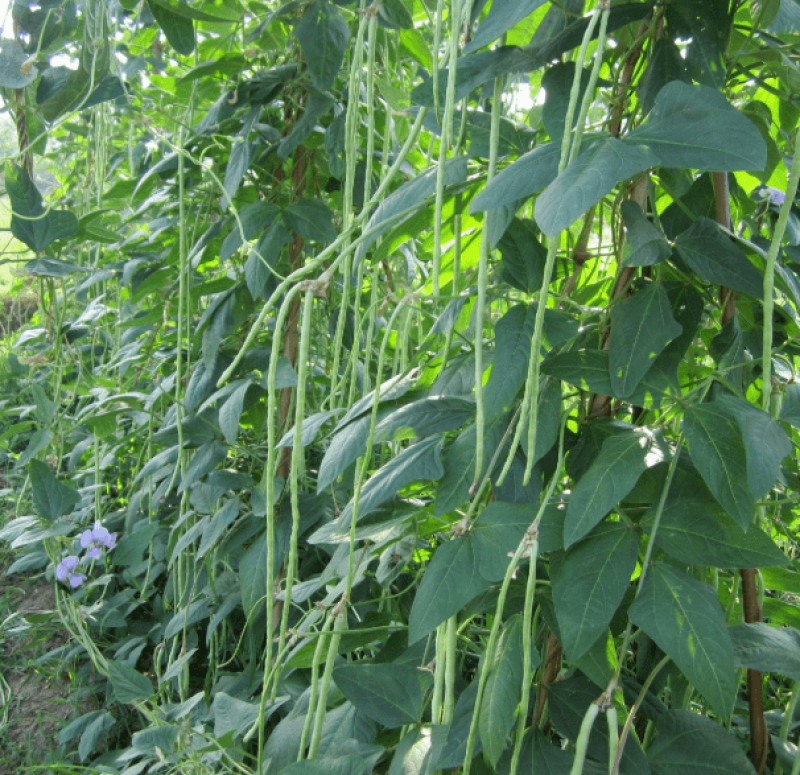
1,0,800,773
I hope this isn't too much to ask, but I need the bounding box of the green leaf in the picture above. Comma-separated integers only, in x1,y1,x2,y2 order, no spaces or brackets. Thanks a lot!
471,142,560,213
378,0,414,29
435,414,509,516
78,712,115,762
408,537,491,644
357,157,468,261
715,394,791,499
541,63,593,146
147,0,194,54
682,400,754,530
465,0,548,53
484,303,535,421
388,725,449,775
637,39,688,115
282,757,373,775
649,493,789,569
520,376,562,466
620,201,672,267
535,137,658,237
548,674,650,775
212,692,261,739
294,0,350,92
629,563,736,719
219,380,253,446
498,219,547,293
673,218,763,298
317,412,373,492
471,502,535,581
239,535,268,618
283,199,337,244
107,660,155,704
131,725,179,755
564,430,653,547
374,397,474,442
479,614,526,766
647,710,757,775
278,409,342,448
609,282,682,398
729,622,800,681
625,82,767,171
332,663,433,728
338,435,444,524
223,138,251,204
553,521,638,661
0,40,38,88
28,460,81,522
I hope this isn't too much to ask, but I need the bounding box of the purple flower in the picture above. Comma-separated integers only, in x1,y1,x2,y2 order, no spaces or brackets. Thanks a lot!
765,187,787,205
56,555,87,588
80,524,117,559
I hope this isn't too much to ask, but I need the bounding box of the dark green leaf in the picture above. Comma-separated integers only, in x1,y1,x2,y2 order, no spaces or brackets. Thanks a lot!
471,502,534,581
408,537,491,643
629,563,736,718
564,430,653,547
435,414,509,516
278,93,336,159
729,622,800,681
625,82,767,171
333,663,432,728
553,521,638,661
282,756,373,775
338,435,444,524
609,282,682,398
374,397,475,442
471,142,560,213
498,219,546,293
541,63,592,145
465,0,548,53
284,199,337,243
647,710,757,775
223,138,251,204
388,725,448,775
637,40,688,115
682,400,754,530
674,217,763,298
278,409,342,448
294,0,350,92
620,201,671,267
25,258,85,277
219,381,254,446
211,692,261,739
107,660,155,704
649,493,789,569
536,138,658,237
480,614,526,766
485,303,535,421
147,0,194,54
28,460,80,523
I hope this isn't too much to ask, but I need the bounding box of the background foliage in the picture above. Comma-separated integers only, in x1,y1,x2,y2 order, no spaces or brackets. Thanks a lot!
2,0,800,773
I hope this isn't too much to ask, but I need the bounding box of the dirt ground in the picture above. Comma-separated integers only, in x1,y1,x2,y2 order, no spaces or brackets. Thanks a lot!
0,563,90,774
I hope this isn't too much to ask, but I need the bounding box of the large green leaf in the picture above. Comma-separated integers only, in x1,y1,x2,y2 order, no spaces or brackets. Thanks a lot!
647,711,757,775
107,660,155,704
479,614,526,766
564,430,653,547
470,142,560,213
435,414,509,516
282,756,372,775
332,663,433,728
471,502,534,581
484,303,535,421
608,282,682,397
498,218,547,293
729,622,800,681
465,0,548,53
715,394,791,499
625,81,767,171
648,493,789,569
682,400,754,530
147,0,194,54
294,0,350,92
28,460,81,523
388,725,448,775
0,40,38,88
541,63,593,146
408,537,491,644
629,563,736,719
535,138,658,237
337,435,444,524
373,397,475,442
673,218,763,298
620,201,672,267
552,522,638,661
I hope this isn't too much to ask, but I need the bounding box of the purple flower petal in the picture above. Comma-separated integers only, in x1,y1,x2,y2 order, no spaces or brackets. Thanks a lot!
80,530,93,548
104,533,117,549
86,546,102,560
68,573,87,588
56,555,81,583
